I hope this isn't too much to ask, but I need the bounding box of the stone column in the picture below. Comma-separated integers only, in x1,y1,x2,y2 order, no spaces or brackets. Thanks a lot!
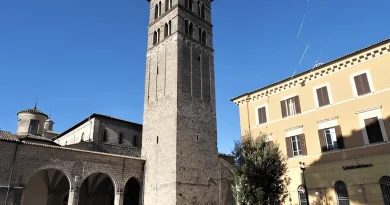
67,189,79,205
114,192,124,205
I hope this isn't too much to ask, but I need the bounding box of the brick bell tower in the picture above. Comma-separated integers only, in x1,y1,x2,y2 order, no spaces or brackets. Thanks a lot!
141,0,219,204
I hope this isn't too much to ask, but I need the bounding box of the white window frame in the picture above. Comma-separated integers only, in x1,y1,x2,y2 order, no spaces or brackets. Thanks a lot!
349,69,375,98
291,135,302,157
356,106,388,145
281,94,299,117
255,104,269,126
324,127,338,150
313,83,333,108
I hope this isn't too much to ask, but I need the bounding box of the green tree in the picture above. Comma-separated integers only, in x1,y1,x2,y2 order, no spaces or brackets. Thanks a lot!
231,132,290,205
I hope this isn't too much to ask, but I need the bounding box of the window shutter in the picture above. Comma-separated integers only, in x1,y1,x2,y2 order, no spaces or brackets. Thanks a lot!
316,88,324,107
285,137,293,158
360,73,371,94
322,87,330,105
257,108,265,124
300,134,307,155
295,96,302,114
318,129,327,152
354,75,364,96
335,125,345,149
281,100,287,118
260,107,267,123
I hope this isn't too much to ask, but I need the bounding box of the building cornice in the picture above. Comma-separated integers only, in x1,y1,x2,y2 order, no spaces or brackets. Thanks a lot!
231,38,390,105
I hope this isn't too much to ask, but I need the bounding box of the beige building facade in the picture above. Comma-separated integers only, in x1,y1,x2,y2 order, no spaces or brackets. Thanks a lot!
232,39,390,205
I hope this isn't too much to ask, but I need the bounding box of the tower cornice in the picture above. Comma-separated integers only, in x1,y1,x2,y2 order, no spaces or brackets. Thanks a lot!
147,32,214,53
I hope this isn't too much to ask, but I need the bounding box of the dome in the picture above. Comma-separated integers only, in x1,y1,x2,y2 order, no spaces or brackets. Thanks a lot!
17,106,48,118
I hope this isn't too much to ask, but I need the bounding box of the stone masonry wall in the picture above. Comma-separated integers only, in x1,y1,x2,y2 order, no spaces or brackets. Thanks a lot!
0,140,144,205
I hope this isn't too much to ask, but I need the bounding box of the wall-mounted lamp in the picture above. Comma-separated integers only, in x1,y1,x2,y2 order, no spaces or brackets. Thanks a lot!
315,190,322,195
358,183,364,193
358,183,367,202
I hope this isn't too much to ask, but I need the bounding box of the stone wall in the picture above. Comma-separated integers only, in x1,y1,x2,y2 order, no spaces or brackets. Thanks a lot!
0,140,144,205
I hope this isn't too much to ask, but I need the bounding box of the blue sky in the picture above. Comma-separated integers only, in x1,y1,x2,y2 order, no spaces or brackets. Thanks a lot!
0,0,389,154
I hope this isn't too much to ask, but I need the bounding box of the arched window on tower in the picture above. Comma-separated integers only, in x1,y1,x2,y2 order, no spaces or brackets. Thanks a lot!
188,0,193,11
165,0,169,11
201,30,207,45
198,27,202,41
169,0,172,9
297,185,308,205
157,28,161,42
119,133,124,144
189,22,193,38
153,31,158,45
380,176,390,205
168,20,172,35
198,1,201,16
201,3,205,19
164,23,169,38
159,1,162,15
335,181,350,205
154,4,159,20
184,20,189,35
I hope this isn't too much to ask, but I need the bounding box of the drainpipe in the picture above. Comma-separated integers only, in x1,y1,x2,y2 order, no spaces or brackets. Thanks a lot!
246,97,251,133
4,142,19,205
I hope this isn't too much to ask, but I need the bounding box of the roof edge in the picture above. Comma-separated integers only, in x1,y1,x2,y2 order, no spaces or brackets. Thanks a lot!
231,38,390,102
53,113,142,140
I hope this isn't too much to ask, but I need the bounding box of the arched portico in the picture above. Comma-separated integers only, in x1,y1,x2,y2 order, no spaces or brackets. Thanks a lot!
22,168,70,205
78,173,115,205
123,178,140,205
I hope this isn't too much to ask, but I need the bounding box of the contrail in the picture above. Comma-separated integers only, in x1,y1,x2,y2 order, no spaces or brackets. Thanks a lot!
297,0,311,39
299,44,309,66
297,13,306,39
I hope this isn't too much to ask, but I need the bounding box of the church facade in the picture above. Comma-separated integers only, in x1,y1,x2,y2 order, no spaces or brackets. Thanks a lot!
0,0,235,205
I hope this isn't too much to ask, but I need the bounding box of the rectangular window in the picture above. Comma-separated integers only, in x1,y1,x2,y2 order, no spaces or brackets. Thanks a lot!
291,136,302,156
28,119,39,135
365,117,384,144
353,73,371,96
318,126,344,152
281,96,301,118
324,128,338,149
286,134,307,158
316,86,330,107
257,106,267,124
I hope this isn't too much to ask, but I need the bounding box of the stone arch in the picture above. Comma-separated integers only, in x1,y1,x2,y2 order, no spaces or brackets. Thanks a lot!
23,165,73,188
123,177,141,205
78,172,117,205
22,168,71,205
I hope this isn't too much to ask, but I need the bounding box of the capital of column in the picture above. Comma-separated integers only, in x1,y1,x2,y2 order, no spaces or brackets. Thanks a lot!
67,189,80,205
114,191,124,205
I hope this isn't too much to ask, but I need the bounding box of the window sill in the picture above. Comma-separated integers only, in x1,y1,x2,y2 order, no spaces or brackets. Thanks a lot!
355,91,375,98
321,148,340,153
365,141,387,146
290,155,305,158
316,104,332,109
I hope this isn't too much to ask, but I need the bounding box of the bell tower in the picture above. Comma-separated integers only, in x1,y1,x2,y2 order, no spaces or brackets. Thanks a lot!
142,0,219,204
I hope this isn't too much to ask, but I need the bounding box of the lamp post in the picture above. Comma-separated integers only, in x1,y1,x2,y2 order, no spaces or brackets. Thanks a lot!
299,162,310,205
